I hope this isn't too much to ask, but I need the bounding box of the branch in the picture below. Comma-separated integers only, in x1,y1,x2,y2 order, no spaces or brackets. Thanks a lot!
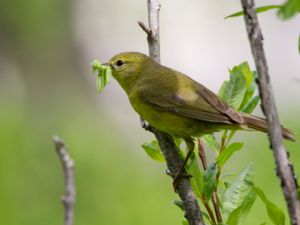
240,1,300,224
198,139,222,224
53,136,75,225
138,1,205,225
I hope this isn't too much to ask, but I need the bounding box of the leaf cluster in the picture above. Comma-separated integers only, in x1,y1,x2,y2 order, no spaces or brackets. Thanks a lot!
91,59,112,93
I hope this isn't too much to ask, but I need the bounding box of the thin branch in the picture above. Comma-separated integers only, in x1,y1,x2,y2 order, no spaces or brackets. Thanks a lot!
211,192,222,223
138,21,152,36
240,1,300,224
201,197,217,225
198,139,222,223
138,1,205,225
53,136,75,225
198,139,208,170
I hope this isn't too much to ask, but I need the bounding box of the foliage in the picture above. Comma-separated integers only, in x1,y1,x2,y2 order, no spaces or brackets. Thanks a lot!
254,186,286,225
92,59,112,92
141,140,165,162
225,1,300,20
224,5,282,19
278,0,300,19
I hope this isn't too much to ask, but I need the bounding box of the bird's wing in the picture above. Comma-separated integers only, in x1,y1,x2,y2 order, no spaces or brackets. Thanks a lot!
137,82,244,124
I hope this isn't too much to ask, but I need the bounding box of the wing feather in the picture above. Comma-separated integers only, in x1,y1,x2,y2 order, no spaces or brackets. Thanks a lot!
137,80,243,124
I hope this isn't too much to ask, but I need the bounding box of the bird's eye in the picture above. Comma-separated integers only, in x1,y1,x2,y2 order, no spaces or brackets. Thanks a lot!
115,60,125,67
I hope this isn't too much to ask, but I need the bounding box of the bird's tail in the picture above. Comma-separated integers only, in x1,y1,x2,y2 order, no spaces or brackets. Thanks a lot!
242,114,295,141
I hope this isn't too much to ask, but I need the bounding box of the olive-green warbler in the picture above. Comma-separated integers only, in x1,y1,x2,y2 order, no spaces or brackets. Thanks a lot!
107,52,294,142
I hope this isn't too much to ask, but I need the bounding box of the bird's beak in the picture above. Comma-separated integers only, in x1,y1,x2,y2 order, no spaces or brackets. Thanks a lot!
102,62,109,66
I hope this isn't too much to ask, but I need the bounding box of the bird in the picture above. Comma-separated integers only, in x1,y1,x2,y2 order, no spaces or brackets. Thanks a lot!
106,51,294,187
107,52,294,141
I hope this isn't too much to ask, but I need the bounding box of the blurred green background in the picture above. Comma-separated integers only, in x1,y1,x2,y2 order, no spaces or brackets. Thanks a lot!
0,0,299,224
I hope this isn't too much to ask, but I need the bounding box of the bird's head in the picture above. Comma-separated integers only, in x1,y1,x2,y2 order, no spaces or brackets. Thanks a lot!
108,52,149,93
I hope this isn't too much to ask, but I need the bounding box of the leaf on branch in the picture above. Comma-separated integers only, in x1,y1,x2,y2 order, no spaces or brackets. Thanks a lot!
226,189,256,225
223,164,256,223
219,62,259,112
216,142,243,167
173,137,183,148
254,185,286,225
188,153,204,197
141,140,165,162
242,95,260,114
277,0,300,19
202,162,217,200
91,59,112,93
202,134,220,153
221,66,247,110
238,66,257,111
225,5,282,19
182,219,189,225
173,199,185,211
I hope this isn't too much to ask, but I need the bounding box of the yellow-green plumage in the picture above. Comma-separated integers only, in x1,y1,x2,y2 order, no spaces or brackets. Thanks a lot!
108,52,294,141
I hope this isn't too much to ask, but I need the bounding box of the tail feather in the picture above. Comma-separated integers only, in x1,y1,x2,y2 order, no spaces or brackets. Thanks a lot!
243,114,295,141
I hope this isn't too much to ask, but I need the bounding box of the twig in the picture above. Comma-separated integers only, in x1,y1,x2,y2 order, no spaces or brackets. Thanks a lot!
138,1,205,225
197,139,207,170
211,192,222,223
240,1,300,224
53,136,75,225
201,197,217,225
198,139,222,223
138,21,152,37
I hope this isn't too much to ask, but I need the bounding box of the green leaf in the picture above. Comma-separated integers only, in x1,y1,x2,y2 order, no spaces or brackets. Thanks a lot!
173,137,183,149
216,142,243,166
202,134,220,153
223,164,254,221
254,186,286,225
91,59,101,72
238,64,258,111
202,162,217,200
227,189,256,225
239,62,252,88
201,211,212,224
188,153,204,197
182,219,189,225
278,0,300,19
225,5,282,19
226,130,237,144
173,199,184,211
91,59,112,93
218,80,229,99
222,66,247,109
242,95,260,114
141,140,165,162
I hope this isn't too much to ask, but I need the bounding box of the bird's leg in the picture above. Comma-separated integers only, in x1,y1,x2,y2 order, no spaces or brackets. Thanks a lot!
172,137,195,191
